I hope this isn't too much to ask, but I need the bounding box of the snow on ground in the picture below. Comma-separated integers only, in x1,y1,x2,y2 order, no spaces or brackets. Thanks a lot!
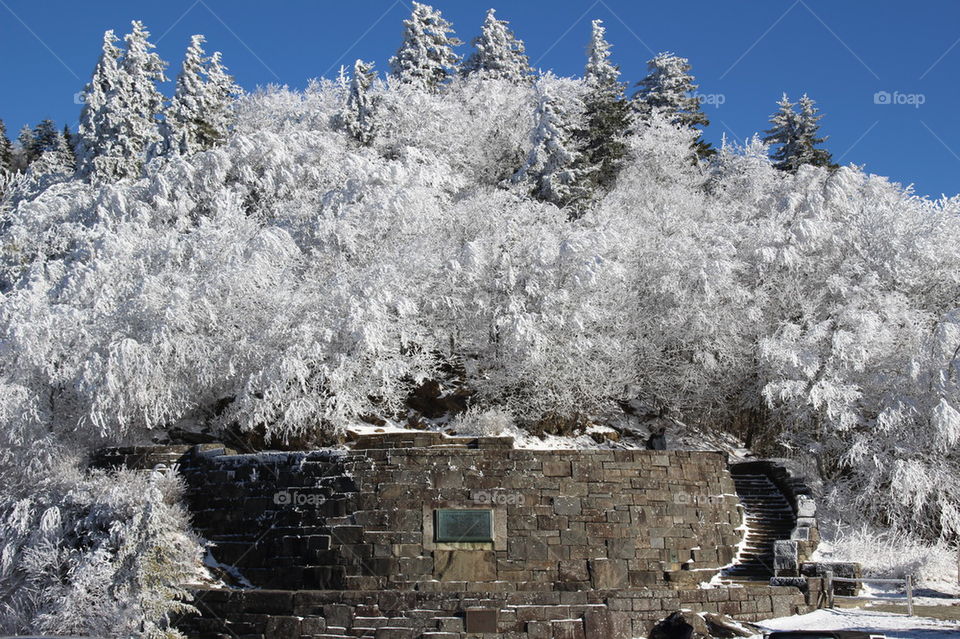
756,608,960,638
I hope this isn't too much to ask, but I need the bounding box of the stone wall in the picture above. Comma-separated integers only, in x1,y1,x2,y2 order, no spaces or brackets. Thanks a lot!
92,441,817,639
176,446,744,591
178,583,813,639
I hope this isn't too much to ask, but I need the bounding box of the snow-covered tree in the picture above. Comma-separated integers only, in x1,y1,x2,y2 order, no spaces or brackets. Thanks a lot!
514,74,587,208
461,8,531,83
163,35,239,156
78,22,167,181
584,19,618,90
62,124,78,168
111,21,167,177
339,59,377,145
76,29,124,179
389,2,461,91
22,129,76,191
25,120,61,162
633,51,712,156
203,51,240,144
764,93,834,172
579,19,631,193
633,52,707,127
0,120,11,173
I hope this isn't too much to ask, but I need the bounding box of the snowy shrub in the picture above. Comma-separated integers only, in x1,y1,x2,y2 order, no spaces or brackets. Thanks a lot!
448,407,517,437
817,526,958,590
0,439,204,637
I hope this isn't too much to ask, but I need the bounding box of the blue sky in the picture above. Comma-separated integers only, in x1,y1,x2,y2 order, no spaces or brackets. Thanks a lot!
1,0,958,198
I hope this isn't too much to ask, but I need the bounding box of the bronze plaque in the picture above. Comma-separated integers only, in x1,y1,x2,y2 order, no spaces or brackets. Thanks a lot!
434,508,493,542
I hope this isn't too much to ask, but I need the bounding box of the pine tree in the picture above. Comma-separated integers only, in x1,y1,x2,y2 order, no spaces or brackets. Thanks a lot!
763,93,835,173
634,52,707,127
204,51,240,147
514,75,586,208
461,8,531,83
0,120,12,173
162,34,206,156
163,35,238,156
389,2,461,92
16,125,35,169
796,94,835,169
31,119,61,156
339,59,377,145
76,29,123,179
633,52,713,157
579,20,631,192
62,124,78,169
27,129,76,183
110,20,167,177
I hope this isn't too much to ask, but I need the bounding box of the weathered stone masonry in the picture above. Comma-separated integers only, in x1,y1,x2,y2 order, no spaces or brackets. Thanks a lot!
94,439,816,638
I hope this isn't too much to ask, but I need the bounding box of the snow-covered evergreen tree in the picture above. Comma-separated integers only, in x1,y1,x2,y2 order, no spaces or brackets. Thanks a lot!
162,34,206,156
15,125,36,170
633,52,712,156
110,21,167,177
339,59,377,145
764,93,836,173
633,52,707,127
764,93,834,173
163,35,239,156
32,129,75,174
514,74,586,208
389,2,461,91
579,19,631,192
78,22,167,181
76,29,123,180
0,120,12,173
27,120,61,160
584,19,618,91
62,124,78,169
203,51,240,146
461,8,531,83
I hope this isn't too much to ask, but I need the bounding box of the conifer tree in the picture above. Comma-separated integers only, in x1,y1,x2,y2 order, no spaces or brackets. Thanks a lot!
204,51,240,146
796,94,835,169
163,35,239,155
763,93,835,173
27,129,77,183
339,59,377,145
76,30,123,179
579,20,631,192
62,124,78,169
634,52,713,157
514,75,586,208
110,20,167,177
16,125,35,170
461,8,531,83
390,2,461,92
0,120,12,173
162,34,206,156
30,120,61,156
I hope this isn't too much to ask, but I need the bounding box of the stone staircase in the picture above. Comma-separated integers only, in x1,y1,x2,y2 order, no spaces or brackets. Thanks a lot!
723,468,796,581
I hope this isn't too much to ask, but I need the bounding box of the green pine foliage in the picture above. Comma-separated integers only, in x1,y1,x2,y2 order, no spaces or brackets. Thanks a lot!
578,20,632,194
764,93,836,172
